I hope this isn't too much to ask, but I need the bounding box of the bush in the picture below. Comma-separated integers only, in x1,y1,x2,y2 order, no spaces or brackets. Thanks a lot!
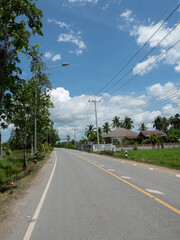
101,150,114,156
3,144,12,155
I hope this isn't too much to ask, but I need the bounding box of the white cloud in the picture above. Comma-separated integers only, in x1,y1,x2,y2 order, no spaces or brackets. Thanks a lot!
48,19,70,30
58,33,86,49
133,53,166,75
146,82,180,104
121,9,134,23
44,52,62,62
50,82,180,139
131,21,180,51
58,32,86,55
52,54,61,62
119,11,180,74
44,51,53,59
175,62,180,72
48,18,86,56
68,0,98,4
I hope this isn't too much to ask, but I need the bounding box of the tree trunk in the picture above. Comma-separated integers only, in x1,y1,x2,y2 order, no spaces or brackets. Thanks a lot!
0,130,1,158
24,133,28,168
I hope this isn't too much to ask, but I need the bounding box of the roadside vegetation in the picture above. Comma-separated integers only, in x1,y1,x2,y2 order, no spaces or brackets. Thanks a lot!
0,149,52,220
104,148,180,170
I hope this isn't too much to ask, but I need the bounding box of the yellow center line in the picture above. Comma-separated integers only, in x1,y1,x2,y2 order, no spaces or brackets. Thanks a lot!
70,152,180,215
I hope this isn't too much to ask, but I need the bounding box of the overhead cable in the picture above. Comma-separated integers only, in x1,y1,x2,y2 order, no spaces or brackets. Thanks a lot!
94,3,180,96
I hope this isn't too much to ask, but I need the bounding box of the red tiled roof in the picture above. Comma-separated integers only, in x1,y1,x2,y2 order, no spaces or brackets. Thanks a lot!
140,130,167,137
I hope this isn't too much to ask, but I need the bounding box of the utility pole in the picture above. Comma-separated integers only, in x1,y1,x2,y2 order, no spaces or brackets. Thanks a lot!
72,128,78,147
89,99,101,152
34,85,37,157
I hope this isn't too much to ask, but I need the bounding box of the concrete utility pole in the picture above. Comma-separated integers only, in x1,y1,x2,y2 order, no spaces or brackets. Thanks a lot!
89,99,101,152
72,128,78,147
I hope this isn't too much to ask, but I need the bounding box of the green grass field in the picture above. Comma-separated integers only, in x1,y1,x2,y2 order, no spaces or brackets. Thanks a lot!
0,150,46,189
0,150,50,219
114,148,180,169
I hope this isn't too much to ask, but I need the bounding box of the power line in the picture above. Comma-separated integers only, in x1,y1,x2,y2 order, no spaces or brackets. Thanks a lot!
129,92,180,121
110,39,180,94
94,3,180,96
106,21,180,94
124,84,180,117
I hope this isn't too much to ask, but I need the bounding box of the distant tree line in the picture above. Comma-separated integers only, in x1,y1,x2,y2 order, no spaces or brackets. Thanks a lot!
82,114,180,145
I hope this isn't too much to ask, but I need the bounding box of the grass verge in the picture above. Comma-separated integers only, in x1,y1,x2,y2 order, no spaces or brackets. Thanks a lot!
0,150,51,221
113,148,180,169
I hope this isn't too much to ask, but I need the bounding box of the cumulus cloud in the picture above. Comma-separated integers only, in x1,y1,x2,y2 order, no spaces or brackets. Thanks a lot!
133,53,166,75
49,82,180,139
44,52,61,62
119,9,180,74
44,51,53,59
146,82,180,104
52,54,61,62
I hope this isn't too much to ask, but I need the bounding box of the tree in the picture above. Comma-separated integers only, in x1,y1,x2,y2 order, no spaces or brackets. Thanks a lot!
122,116,134,130
142,134,164,148
47,128,60,146
0,0,44,156
89,132,103,144
98,127,102,135
169,114,180,129
66,135,71,143
9,77,53,167
85,124,96,139
112,116,122,129
138,123,148,131
153,116,169,133
102,122,111,134
161,117,169,133
153,116,163,131
167,128,180,143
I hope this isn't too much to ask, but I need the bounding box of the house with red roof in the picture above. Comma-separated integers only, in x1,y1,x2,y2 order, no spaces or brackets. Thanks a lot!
138,130,167,142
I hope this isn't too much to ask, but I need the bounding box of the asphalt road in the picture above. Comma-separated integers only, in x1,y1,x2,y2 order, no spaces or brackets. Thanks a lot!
4,148,180,240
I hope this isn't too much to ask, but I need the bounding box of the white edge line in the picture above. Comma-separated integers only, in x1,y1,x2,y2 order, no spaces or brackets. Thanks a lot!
23,151,57,240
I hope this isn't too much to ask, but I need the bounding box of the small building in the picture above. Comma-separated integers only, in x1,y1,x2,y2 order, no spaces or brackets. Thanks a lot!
102,128,138,145
138,130,167,142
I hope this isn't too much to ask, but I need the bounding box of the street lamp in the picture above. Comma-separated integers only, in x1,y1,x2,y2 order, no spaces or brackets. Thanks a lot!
43,63,70,69
34,62,69,158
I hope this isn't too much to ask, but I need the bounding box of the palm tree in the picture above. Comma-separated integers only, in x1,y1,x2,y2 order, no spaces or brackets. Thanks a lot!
153,116,163,130
102,122,111,134
98,127,102,134
161,117,169,133
169,113,180,129
153,116,169,132
123,116,134,130
138,123,148,131
112,116,121,129
85,124,96,139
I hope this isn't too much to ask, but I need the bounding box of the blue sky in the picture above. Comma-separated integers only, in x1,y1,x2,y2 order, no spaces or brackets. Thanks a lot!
3,0,180,142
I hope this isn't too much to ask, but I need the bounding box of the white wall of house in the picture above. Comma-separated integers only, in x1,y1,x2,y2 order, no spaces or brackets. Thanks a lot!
92,143,180,152
93,144,116,152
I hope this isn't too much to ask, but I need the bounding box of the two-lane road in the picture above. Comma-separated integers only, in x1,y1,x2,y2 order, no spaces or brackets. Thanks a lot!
5,148,180,240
